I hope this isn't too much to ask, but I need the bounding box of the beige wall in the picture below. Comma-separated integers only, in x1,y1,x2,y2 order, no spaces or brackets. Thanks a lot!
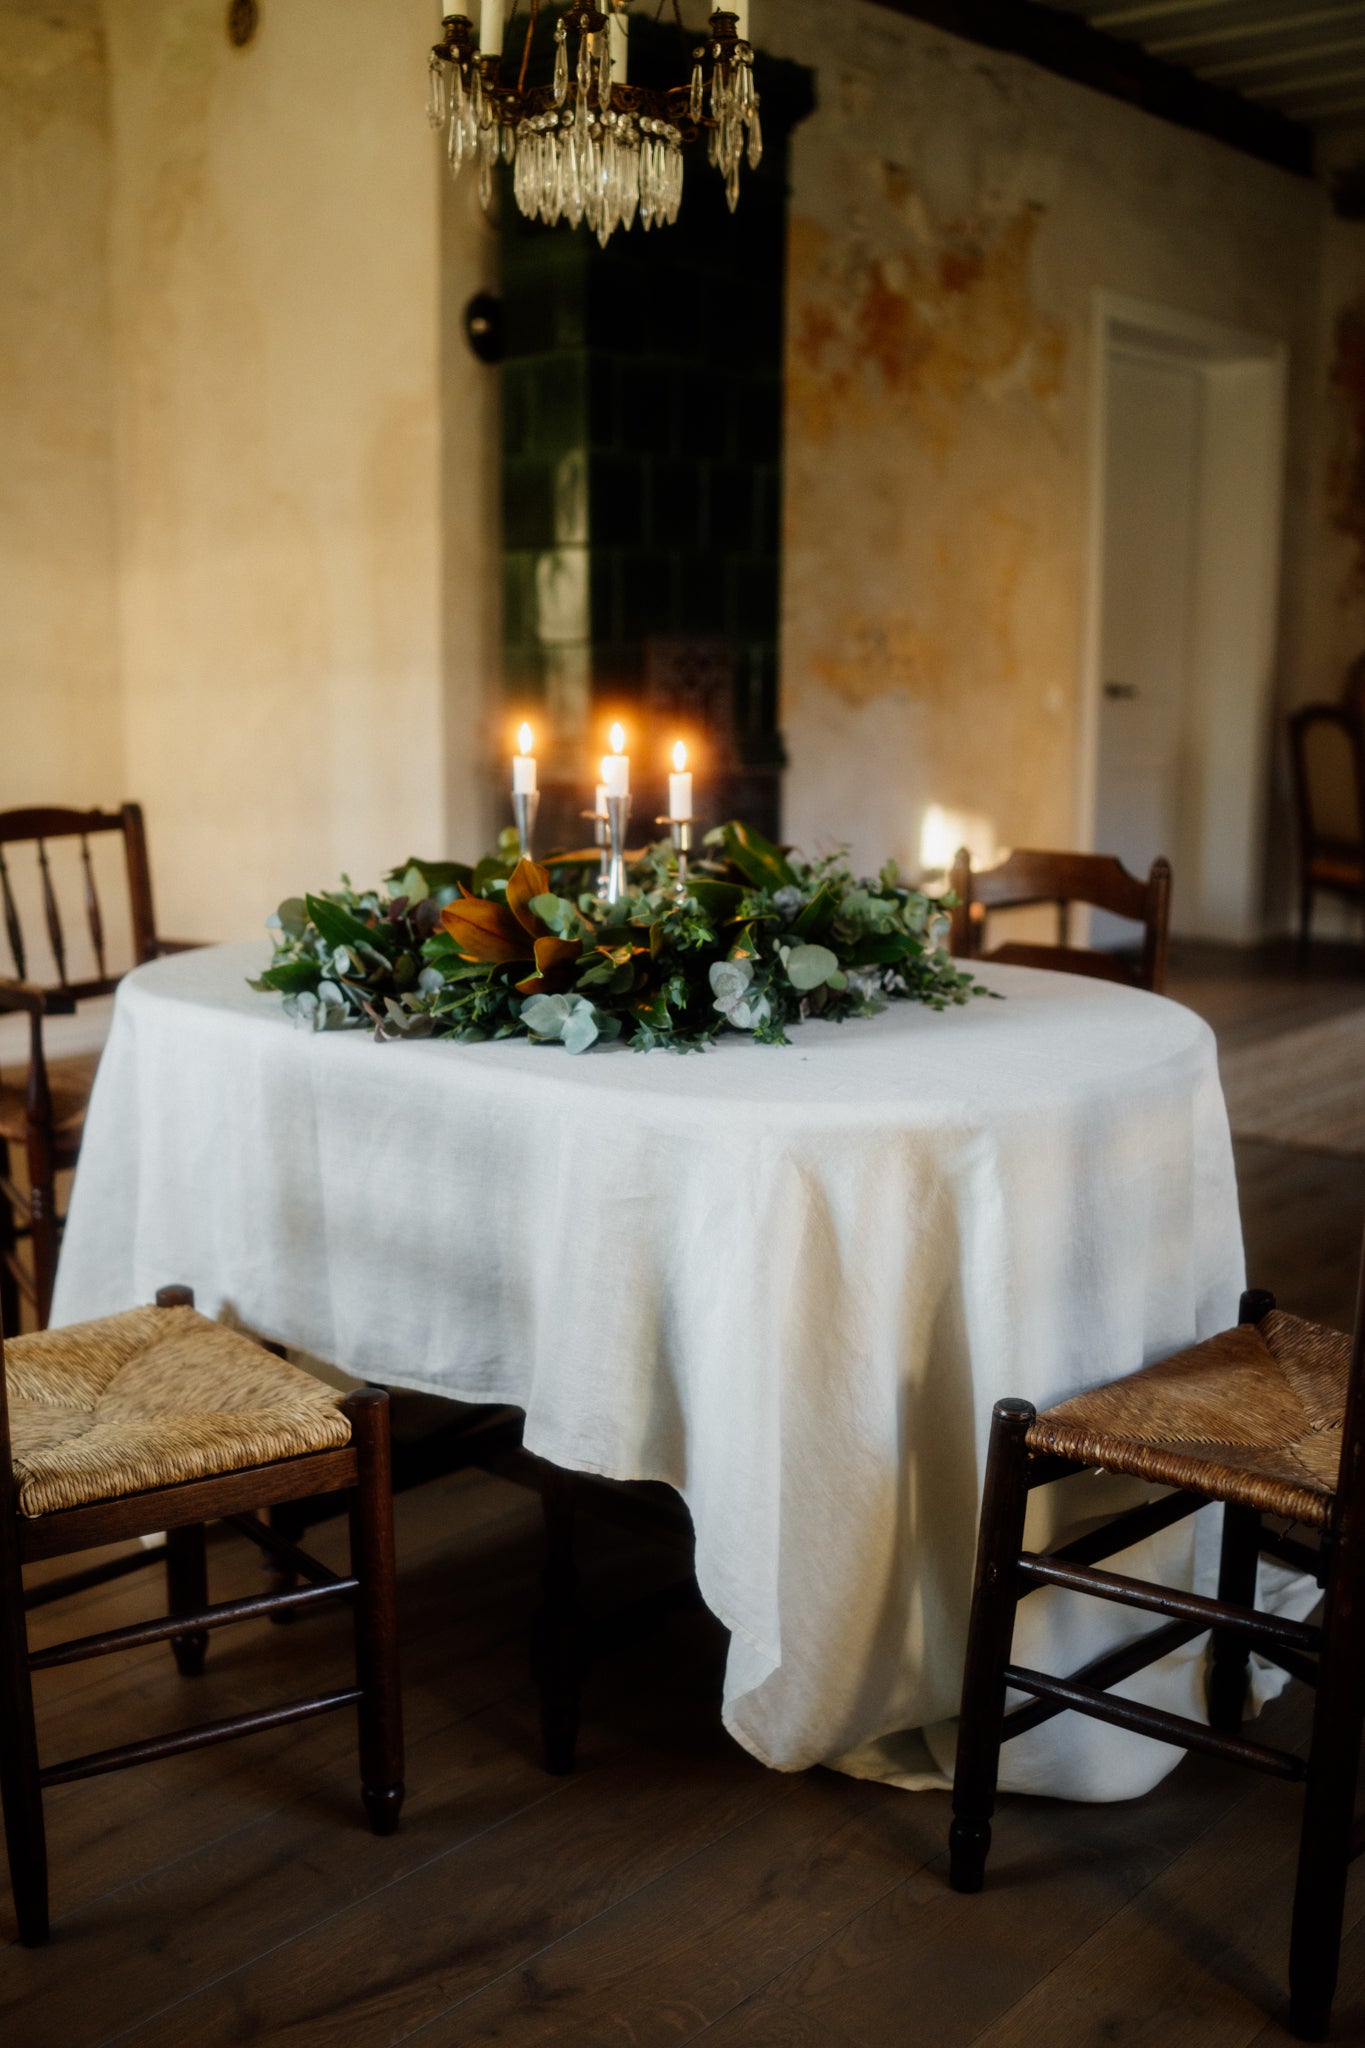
0,2,123,814
760,0,1327,890
102,0,490,941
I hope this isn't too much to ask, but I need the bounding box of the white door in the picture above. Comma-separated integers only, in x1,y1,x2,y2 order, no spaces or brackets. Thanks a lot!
1093,348,1202,942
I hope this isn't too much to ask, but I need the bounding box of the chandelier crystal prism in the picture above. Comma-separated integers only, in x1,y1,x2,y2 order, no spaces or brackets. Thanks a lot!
427,2,761,245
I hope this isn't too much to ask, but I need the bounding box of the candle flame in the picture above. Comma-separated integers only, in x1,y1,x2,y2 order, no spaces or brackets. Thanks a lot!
609,722,626,756
672,740,688,773
517,722,534,757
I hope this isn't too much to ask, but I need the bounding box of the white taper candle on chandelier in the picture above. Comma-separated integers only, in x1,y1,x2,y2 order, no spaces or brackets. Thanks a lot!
608,2,629,82
733,1,750,41
480,0,503,56
601,723,630,799
668,741,692,821
513,722,537,795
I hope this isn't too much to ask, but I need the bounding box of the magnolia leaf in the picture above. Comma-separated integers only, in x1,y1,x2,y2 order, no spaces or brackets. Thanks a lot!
718,821,797,892
792,883,836,940
506,858,553,935
439,894,527,964
306,893,388,958
785,943,840,991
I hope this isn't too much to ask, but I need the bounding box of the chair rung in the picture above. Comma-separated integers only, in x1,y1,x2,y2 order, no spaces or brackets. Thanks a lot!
29,1578,358,1670
1017,1552,1323,1652
39,1688,362,1786
1003,1664,1307,1780
224,1512,349,1587
1002,1617,1205,1742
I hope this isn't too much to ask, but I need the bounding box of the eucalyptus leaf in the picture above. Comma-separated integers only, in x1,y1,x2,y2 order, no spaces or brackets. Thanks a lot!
785,943,840,991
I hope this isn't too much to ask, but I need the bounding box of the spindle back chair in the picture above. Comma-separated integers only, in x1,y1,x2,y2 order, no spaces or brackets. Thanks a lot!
0,804,191,1328
950,1236,1365,2041
1287,706,1365,951
947,846,1171,994
0,1283,403,1945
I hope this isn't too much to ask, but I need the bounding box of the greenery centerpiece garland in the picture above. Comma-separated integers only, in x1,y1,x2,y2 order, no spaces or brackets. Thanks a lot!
251,822,986,1054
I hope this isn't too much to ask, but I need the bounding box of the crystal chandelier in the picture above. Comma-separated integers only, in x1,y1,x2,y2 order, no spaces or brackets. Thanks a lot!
427,2,762,245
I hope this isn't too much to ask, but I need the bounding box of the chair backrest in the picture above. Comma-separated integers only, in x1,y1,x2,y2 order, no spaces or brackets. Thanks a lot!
947,847,1172,994
1288,706,1365,859
0,804,158,1003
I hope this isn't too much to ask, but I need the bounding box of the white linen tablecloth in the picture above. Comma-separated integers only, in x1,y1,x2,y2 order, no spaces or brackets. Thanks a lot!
52,941,1290,1799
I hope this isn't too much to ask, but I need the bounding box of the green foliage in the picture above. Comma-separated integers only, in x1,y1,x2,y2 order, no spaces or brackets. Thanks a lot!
253,825,987,1052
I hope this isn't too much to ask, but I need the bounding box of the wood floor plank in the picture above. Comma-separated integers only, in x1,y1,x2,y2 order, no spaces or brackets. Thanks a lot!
685,1695,1316,2048
103,1731,790,2048
414,1769,904,2047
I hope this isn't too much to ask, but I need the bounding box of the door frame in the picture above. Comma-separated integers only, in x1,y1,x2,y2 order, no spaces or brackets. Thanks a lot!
1076,292,1288,943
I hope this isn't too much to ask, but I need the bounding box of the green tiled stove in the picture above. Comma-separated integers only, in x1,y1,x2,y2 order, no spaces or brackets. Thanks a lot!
496,12,813,845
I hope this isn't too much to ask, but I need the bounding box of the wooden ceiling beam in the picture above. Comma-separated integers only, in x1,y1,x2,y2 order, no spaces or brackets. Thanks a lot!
865,0,1316,177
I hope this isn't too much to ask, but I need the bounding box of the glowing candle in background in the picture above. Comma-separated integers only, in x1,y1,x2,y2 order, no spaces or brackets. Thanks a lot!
480,0,503,57
512,722,536,795
668,741,692,821
602,722,630,798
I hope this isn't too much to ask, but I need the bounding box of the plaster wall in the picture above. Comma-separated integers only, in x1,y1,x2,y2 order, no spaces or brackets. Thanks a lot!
758,0,1325,893
0,4,122,815
101,0,493,942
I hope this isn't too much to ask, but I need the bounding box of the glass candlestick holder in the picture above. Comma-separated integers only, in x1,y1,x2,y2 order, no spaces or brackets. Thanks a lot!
512,789,540,862
582,805,612,901
605,793,631,904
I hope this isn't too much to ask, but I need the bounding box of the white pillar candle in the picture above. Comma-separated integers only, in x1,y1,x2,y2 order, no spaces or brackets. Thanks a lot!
608,2,628,82
733,1,749,42
480,0,503,57
601,722,630,798
668,741,692,821
513,722,536,795
595,782,609,818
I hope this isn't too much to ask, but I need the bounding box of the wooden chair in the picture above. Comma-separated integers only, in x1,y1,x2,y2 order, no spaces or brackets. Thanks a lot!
0,804,197,1332
947,847,1171,994
949,1244,1365,2040
1287,706,1365,950
0,1284,403,1945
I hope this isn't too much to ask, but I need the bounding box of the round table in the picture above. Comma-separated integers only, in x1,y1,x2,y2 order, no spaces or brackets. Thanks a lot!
53,941,1289,1799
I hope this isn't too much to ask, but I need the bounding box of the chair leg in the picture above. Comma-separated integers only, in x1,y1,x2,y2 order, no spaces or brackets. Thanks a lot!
1287,1569,1365,2039
1208,1503,1260,1734
344,1389,404,1837
0,1140,21,1341
949,1399,1036,1894
536,1463,582,1777
24,1127,58,1333
165,1523,209,1677
0,1539,48,1944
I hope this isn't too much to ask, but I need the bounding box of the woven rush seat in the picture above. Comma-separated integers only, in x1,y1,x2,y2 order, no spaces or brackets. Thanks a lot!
1025,1307,1350,1529
0,1050,101,1144
7,1303,351,1518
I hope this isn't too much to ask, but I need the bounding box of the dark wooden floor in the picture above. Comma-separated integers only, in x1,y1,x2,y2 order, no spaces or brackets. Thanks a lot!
4,940,1365,2048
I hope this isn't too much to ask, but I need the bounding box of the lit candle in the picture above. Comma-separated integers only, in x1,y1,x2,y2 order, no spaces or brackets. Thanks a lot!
608,1,628,81
601,722,629,799
513,721,537,795
480,0,503,57
668,741,692,821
